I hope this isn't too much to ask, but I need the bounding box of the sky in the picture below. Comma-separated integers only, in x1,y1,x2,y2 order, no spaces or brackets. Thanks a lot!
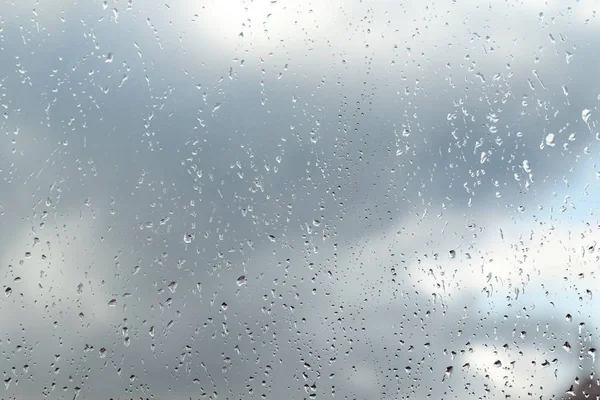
1,0,600,399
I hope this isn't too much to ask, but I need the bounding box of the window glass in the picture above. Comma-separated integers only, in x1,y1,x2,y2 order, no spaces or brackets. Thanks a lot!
1,1,599,399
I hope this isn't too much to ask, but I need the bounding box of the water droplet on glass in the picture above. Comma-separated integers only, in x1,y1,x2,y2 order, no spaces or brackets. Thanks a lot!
442,366,453,381
545,133,555,147
589,348,597,362
565,313,572,322
493,360,502,368
563,342,572,352
5,287,12,297
168,281,178,293
236,275,247,286
105,53,113,63
108,298,117,306
582,109,592,123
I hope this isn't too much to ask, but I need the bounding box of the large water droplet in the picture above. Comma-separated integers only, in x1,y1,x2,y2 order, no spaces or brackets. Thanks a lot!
589,348,596,362
582,109,591,123
236,275,247,286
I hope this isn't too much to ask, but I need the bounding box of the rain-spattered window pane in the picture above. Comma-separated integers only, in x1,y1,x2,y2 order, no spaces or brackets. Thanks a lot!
1,1,599,399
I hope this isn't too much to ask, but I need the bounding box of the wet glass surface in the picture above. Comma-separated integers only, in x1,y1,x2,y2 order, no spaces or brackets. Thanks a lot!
1,1,599,399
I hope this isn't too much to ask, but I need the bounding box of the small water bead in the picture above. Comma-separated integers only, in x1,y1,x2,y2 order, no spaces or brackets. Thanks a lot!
236,275,247,286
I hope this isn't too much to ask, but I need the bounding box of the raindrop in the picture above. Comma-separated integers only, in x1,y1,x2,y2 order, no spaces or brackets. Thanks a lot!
545,133,555,147
108,298,117,306
493,360,502,368
520,331,527,339
105,53,114,63
565,313,572,322
236,275,247,286
563,342,571,352
168,281,178,293
589,348,596,362
442,366,453,381
582,109,591,123
4,287,12,297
